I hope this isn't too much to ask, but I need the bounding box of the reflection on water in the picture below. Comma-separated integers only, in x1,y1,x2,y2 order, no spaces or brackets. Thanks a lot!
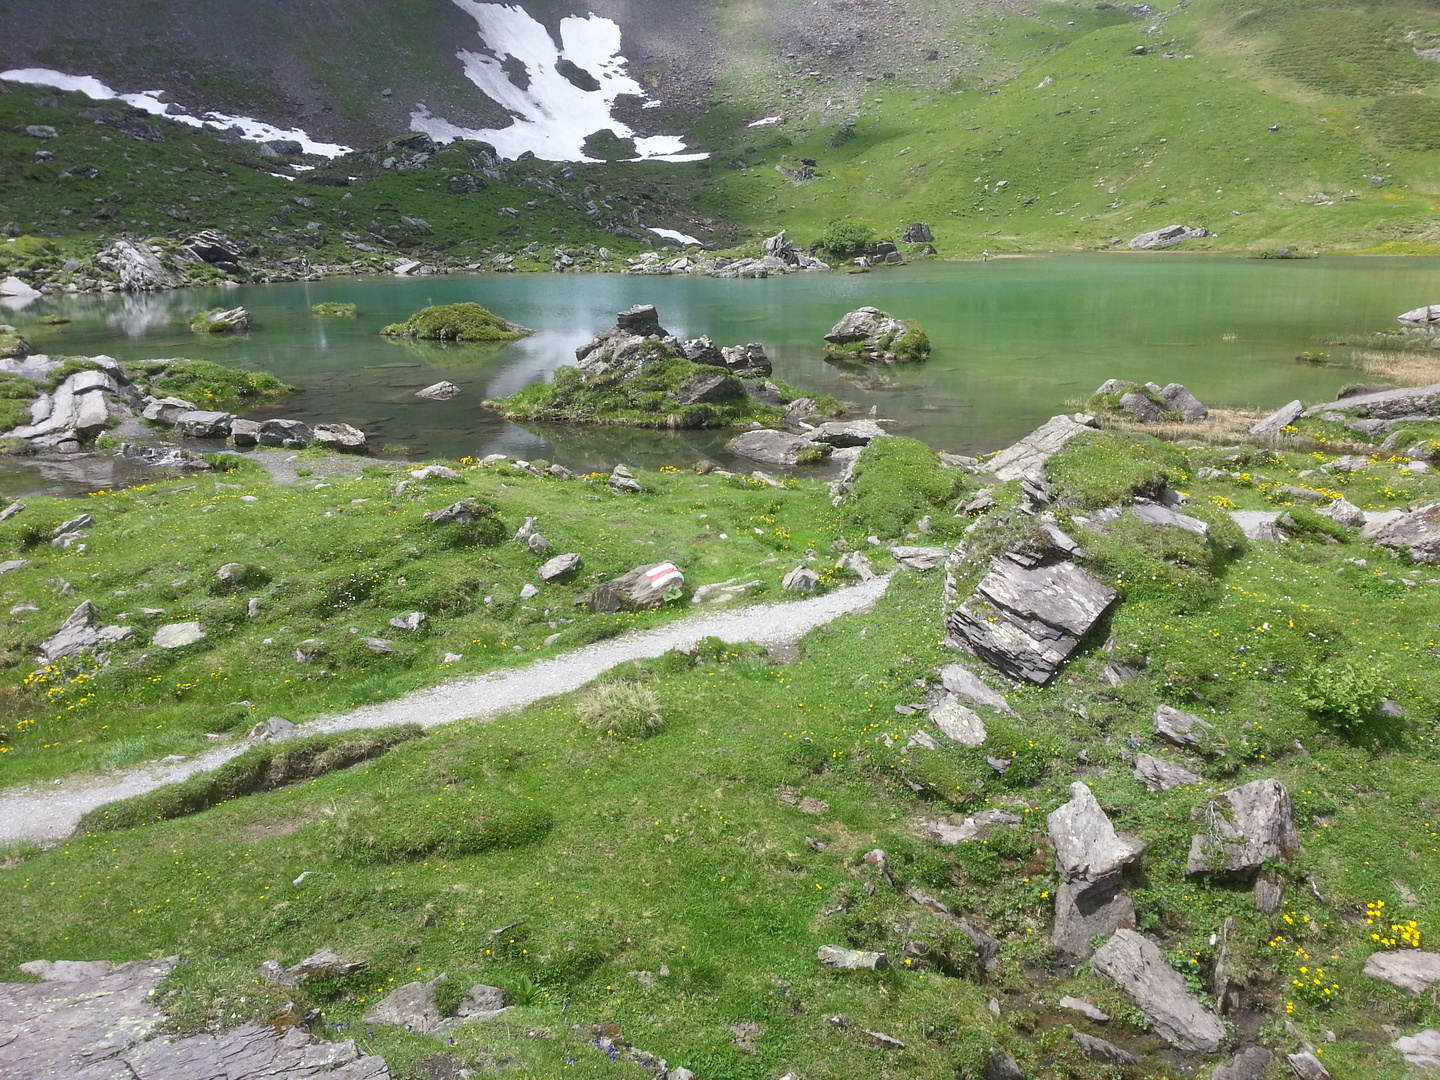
8,255,1440,484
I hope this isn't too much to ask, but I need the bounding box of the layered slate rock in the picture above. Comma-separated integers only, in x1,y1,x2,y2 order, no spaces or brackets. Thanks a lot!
0,957,387,1078
1249,400,1304,436
1300,382,1440,420
1368,504,1440,564
1048,782,1144,956
1134,753,1203,792
37,600,132,660
1154,704,1221,752
1128,224,1209,250
939,662,1018,716
946,551,1117,685
1362,950,1440,994
982,413,1099,483
1187,778,1299,877
1092,930,1226,1053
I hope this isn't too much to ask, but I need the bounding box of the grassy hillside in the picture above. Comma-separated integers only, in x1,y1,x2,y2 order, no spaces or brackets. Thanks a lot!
691,0,1440,254
3,427,1440,1078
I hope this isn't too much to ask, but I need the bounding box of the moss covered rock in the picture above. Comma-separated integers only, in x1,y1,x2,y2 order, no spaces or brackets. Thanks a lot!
381,302,532,343
823,306,930,364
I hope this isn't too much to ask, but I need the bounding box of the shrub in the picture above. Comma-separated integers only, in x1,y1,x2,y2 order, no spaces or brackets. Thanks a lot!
1298,658,1392,737
821,219,875,259
576,682,666,738
381,302,526,342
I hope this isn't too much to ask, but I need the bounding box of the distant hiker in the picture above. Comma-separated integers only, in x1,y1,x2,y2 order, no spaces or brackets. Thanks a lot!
982,250,990,262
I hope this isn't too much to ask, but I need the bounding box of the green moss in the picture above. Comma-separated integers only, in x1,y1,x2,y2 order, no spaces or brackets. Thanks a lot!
137,360,291,407
845,436,964,538
311,302,358,317
0,372,40,432
0,331,32,360
381,302,529,342
1046,432,1175,510
487,354,785,429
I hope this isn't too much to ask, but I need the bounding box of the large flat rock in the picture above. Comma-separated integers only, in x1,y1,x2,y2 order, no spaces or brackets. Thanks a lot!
982,414,1096,483
1092,930,1226,1053
1301,383,1440,420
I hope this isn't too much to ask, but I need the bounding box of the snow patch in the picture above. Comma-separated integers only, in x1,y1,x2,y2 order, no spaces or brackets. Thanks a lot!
748,116,783,128
410,2,704,163
0,67,353,157
648,228,703,245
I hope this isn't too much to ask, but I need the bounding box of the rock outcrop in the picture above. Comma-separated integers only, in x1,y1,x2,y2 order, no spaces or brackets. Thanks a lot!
1049,782,1144,897
97,239,180,291
37,601,133,660
585,562,684,612
0,956,388,1078
1187,778,1298,877
1128,225,1209,250
946,543,1117,685
981,413,1098,482
1367,504,1440,564
1092,930,1226,1053
823,307,930,363
1300,383,1440,421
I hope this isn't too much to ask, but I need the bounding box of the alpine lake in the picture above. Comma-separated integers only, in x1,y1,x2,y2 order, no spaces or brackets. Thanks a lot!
8,252,1440,494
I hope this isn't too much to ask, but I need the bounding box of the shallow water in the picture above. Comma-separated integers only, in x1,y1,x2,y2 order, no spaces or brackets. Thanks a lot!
9,253,1440,488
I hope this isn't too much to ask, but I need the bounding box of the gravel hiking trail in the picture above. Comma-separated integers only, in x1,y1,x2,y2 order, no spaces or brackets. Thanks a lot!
0,575,892,846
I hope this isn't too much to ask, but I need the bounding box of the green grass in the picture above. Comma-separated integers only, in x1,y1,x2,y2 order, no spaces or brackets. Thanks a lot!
0,433,1439,1076
128,359,292,407
311,302,358,317
844,436,967,539
0,457,863,788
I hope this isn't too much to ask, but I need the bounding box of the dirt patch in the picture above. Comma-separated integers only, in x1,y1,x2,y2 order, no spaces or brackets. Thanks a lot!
235,815,316,842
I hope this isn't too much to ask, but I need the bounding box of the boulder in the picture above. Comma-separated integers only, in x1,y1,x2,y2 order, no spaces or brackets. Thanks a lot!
1092,930,1226,1053
1129,500,1209,536
720,342,773,377
361,638,396,655
939,663,1017,716
1119,391,1163,423
1134,753,1203,792
194,307,251,333
817,945,887,970
682,336,727,367
229,419,262,446
1048,781,1145,897
1153,704,1220,751
782,565,820,591
585,562,684,613
313,423,367,453
424,500,492,526
0,275,42,302
1369,504,1440,564
1159,382,1208,421
1214,1048,1273,1080
1316,498,1366,529
153,621,205,649
946,556,1118,685
928,696,988,746
1249,399,1304,436
890,545,950,571
1399,305,1440,326
1300,383,1440,420
985,1048,1022,1080
806,419,888,447
248,716,298,742
727,429,821,468
252,418,313,447
363,976,445,1034
415,381,462,401
1187,778,1299,877
142,396,199,425
457,984,508,1019
538,553,582,581
983,414,1097,482
183,230,244,266
672,371,741,405
1287,1052,1332,1080
389,612,426,632
1230,510,1286,541
176,410,236,439
105,239,178,291
411,465,459,480
1128,225,1209,250
1393,1028,1440,1068
903,223,934,244
37,601,132,660
823,306,929,363
1072,1033,1140,1066
215,562,249,585
1361,950,1440,994
1052,882,1136,957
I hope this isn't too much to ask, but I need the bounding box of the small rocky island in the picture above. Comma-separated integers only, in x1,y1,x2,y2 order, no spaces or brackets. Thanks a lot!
823,306,930,364
485,304,820,429
381,302,534,343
